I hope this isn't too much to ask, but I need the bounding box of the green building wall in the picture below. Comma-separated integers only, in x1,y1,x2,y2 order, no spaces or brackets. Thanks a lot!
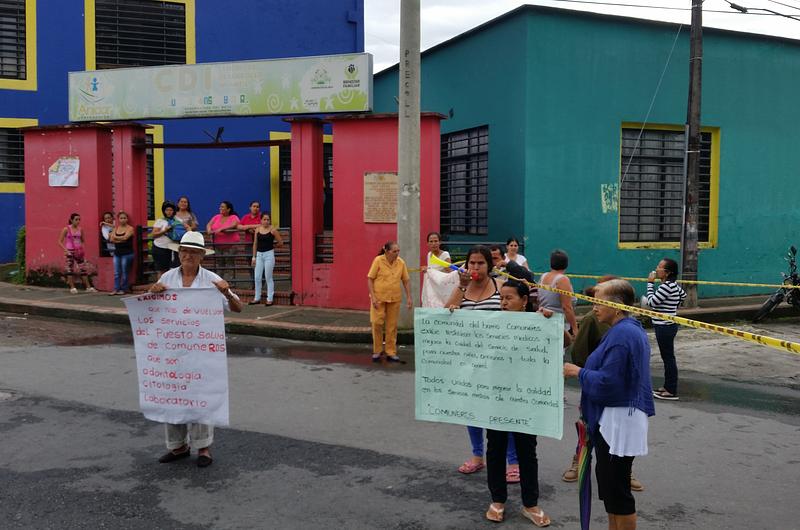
373,14,530,245
374,6,800,297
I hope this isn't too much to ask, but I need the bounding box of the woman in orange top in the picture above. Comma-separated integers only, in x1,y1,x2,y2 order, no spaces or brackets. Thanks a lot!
367,241,412,363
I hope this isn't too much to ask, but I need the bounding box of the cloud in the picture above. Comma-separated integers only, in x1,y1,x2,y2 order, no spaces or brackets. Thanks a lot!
365,0,800,72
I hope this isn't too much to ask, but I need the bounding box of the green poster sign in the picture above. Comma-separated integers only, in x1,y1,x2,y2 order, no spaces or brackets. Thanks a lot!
69,53,372,122
414,308,564,440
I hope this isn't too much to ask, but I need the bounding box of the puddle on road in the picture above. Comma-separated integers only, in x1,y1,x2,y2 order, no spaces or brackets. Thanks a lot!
567,374,800,418
51,328,796,414
54,332,134,348
225,335,415,371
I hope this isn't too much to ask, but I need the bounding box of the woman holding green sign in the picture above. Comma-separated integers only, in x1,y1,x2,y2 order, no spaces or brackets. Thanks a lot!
480,279,551,526
563,279,655,530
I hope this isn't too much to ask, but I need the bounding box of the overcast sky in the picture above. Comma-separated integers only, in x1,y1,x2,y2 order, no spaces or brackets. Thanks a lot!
365,0,800,71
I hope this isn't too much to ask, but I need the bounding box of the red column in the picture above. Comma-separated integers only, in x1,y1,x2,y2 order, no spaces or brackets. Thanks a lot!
289,119,324,305
110,124,149,284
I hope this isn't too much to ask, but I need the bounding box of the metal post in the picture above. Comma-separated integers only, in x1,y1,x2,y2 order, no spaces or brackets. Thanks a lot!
398,0,421,328
682,0,702,308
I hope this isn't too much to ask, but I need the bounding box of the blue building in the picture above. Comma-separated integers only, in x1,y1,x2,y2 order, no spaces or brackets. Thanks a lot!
1,0,363,261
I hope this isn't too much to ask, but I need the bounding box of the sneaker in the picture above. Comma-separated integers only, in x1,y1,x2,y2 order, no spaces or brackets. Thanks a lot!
86,287,97,293
653,390,679,401
630,476,644,492
69,288,78,294
562,455,578,482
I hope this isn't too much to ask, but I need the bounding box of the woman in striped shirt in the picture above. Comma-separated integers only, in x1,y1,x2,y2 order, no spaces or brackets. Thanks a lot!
645,258,686,401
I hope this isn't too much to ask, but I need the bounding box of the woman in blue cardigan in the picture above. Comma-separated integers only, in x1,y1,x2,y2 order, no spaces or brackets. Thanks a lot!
563,279,655,530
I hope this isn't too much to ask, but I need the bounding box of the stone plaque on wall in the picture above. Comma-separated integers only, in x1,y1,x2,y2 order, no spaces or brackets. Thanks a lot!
364,172,398,223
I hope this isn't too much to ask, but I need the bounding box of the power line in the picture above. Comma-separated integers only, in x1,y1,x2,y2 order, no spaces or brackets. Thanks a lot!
539,0,786,15
722,0,800,19
767,0,800,11
620,23,684,186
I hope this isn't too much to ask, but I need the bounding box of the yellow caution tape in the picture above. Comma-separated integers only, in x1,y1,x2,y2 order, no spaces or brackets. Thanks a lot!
531,271,800,290
496,269,800,356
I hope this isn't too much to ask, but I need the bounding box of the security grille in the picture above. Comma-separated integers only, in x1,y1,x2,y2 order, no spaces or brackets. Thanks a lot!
0,0,26,79
145,131,155,220
278,142,334,228
95,0,187,69
440,126,489,235
0,127,24,183
619,128,711,243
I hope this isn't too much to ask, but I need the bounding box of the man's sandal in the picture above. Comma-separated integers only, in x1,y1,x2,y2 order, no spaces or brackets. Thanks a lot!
521,507,551,527
485,503,504,522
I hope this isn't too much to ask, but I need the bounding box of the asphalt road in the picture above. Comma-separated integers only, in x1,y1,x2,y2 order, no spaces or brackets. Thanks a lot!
0,314,798,529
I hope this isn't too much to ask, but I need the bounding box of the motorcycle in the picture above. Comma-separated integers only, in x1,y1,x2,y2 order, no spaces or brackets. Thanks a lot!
752,245,800,323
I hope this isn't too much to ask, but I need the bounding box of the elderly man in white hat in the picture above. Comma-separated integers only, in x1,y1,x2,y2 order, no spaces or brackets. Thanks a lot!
148,231,242,467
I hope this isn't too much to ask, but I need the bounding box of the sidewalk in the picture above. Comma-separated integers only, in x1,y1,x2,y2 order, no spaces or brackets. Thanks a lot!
0,281,794,343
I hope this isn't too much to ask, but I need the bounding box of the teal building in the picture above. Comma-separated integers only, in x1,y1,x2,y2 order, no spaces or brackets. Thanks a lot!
373,6,800,297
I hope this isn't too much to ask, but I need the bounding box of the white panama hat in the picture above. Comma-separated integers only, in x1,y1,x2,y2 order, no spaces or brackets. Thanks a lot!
168,231,215,255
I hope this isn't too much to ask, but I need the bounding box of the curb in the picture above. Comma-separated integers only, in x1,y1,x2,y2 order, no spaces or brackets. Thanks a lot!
0,295,795,344
0,297,416,345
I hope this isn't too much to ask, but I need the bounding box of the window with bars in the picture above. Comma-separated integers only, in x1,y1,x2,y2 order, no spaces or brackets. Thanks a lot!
95,0,187,69
0,126,24,183
440,126,489,235
0,0,26,80
278,142,334,229
619,127,713,244
145,131,155,220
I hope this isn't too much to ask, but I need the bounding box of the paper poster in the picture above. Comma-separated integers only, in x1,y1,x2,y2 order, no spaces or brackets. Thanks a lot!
48,157,80,187
414,308,564,439
123,288,229,426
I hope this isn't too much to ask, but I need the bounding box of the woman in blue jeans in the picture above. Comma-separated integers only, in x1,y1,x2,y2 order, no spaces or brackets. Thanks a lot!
109,211,135,295
645,258,686,401
459,427,520,481
250,213,283,305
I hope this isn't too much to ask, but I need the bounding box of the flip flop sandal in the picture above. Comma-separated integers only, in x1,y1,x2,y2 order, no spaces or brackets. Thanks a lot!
653,390,680,401
485,504,504,522
521,507,551,527
458,460,485,474
506,467,521,483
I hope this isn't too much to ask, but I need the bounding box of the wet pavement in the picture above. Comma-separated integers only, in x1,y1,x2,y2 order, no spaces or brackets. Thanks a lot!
1,313,799,528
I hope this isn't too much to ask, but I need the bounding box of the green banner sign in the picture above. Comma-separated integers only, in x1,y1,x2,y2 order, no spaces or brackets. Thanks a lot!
69,53,372,121
414,308,564,440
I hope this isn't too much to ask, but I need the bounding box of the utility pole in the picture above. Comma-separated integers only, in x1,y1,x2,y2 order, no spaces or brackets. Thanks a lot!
397,0,421,328
681,0,702,308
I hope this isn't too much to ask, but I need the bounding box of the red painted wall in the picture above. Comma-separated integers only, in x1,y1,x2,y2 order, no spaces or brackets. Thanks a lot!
24,124,147,292
290,113,442,309
24,126,114,289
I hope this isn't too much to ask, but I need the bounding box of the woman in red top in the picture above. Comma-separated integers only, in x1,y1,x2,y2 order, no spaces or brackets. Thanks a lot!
206,201,241,277
237,201,262,244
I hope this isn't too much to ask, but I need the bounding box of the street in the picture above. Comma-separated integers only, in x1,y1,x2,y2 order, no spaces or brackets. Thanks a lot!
1,313,799,529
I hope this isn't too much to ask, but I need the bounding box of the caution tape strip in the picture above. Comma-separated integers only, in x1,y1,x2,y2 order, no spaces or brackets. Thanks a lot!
531,271,800,290
494,269,800,356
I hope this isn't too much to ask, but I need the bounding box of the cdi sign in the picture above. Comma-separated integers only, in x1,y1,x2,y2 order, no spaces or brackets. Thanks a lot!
69,53,373,121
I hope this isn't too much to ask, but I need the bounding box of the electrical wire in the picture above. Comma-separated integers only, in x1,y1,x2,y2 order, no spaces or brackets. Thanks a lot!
539,0,785,15
620,23,684,186
767,0,800,12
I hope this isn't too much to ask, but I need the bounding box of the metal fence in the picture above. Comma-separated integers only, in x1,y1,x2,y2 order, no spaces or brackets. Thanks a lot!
135,226,291,291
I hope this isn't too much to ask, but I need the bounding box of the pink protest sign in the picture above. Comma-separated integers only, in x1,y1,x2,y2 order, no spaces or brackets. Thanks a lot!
123,288,229,426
